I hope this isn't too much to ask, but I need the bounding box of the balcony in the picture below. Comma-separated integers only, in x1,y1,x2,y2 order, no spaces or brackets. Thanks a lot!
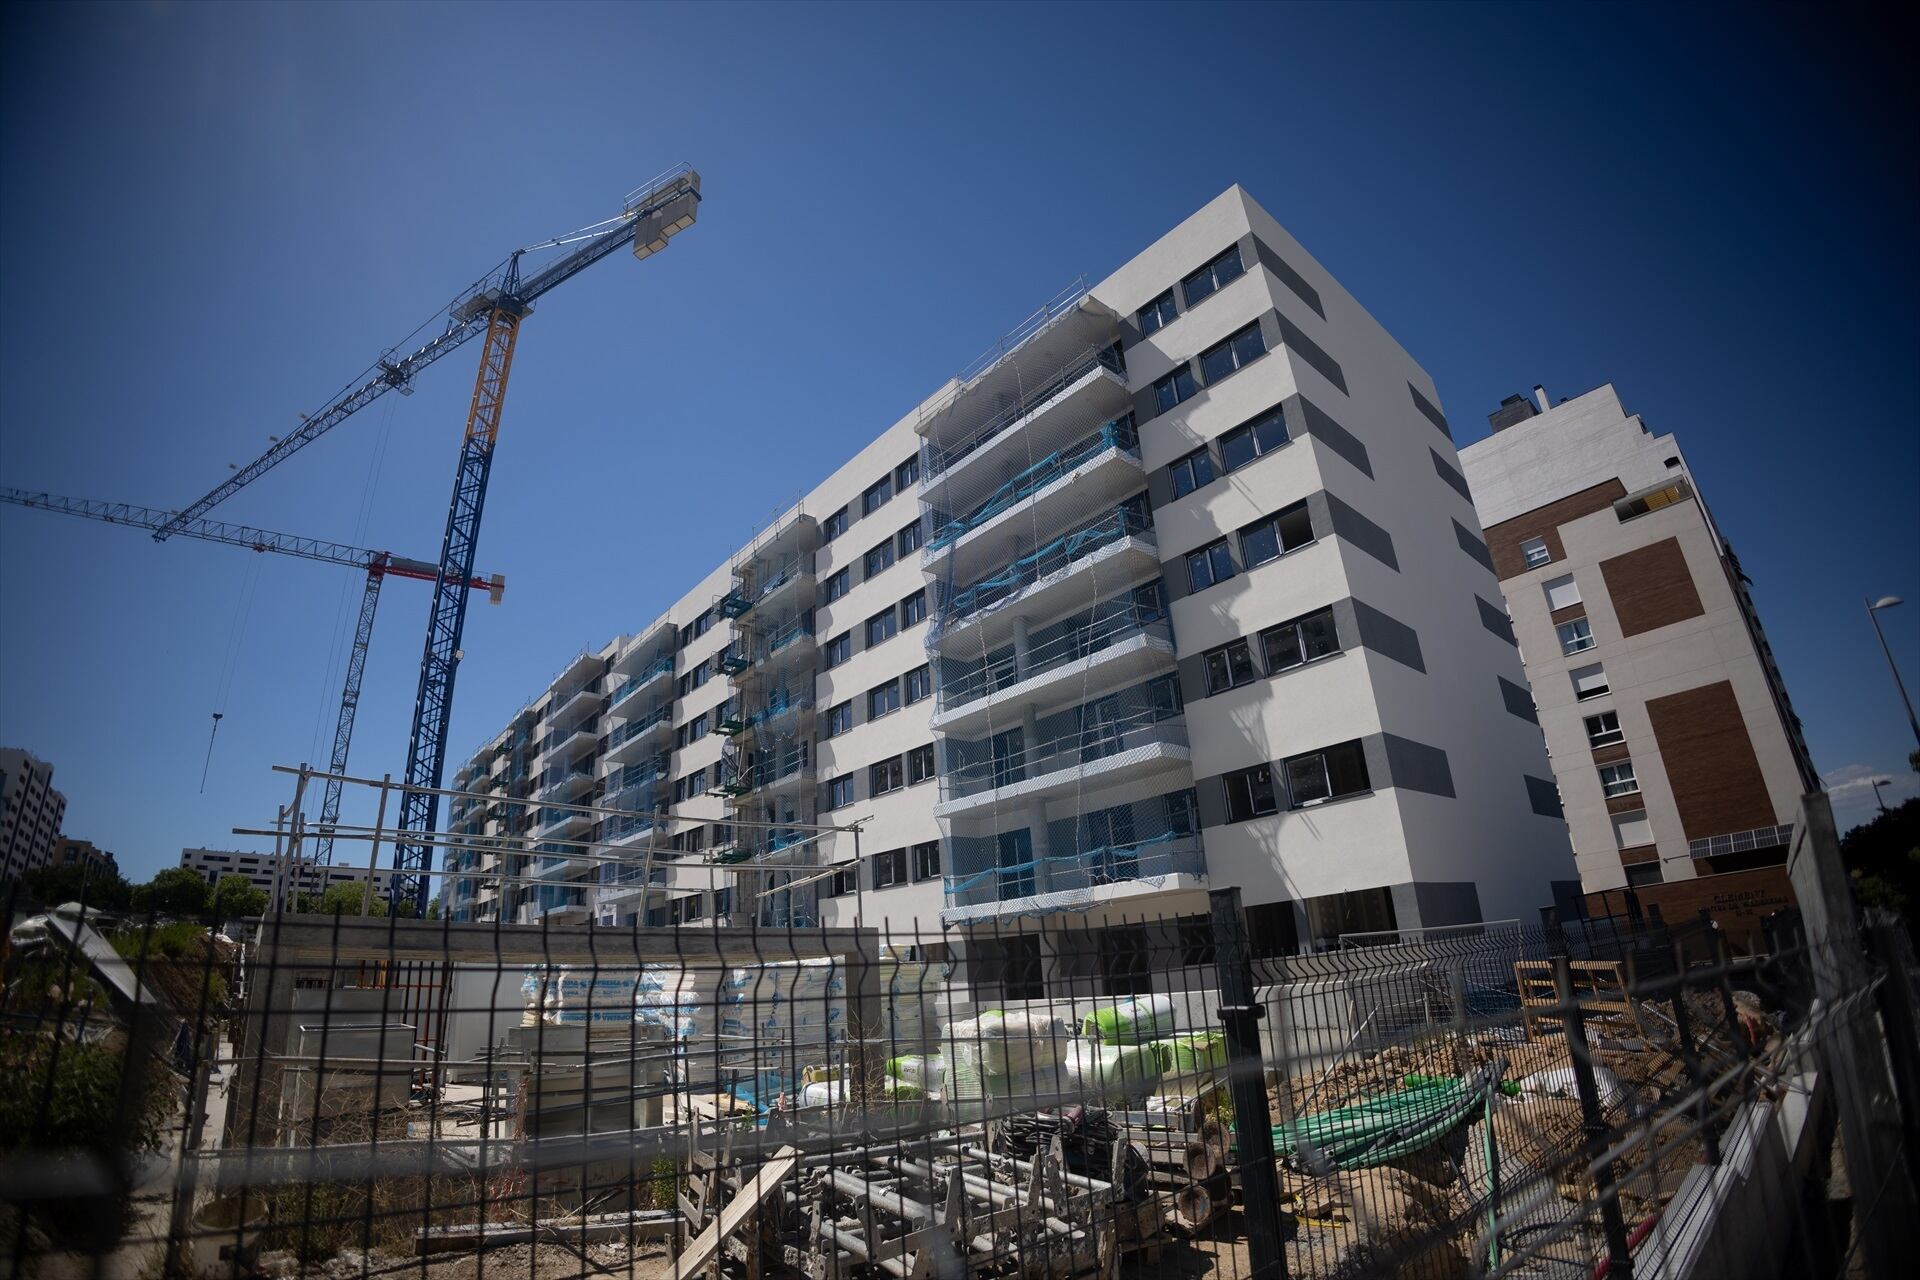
537,761,597,803
532,850,579,880
942,832,1206,925
935,703,1190,820
543,714,600,762
594,860,668,905
923,417,1143,583
536,805,594,838
601,813,662,847
933,613,1176,738
603,705,673,762
549,680,603,725
608,657,674,713
930,500,1157,653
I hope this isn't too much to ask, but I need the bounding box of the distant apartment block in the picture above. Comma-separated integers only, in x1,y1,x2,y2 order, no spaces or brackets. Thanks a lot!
52,836,117,880
443,186,1579,985
0,748,66,882
1458,385,1817,929
180,847,396,901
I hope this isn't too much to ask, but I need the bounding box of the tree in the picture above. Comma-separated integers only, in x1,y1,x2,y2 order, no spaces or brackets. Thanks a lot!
131,867,211,917
426,895,441,920
306,881,387,917
209,873,267,919
20,862,133,911
1841,796,1920,930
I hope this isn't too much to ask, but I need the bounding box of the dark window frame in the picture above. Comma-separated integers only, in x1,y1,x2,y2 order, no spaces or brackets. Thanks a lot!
1280,739,1371,808
900,589,927,628
907,743,936,785
822,507,849,542
1153,364,1199,415
1197,322,1268,386
1168,446,1215,499
867,678,902,719
1258,605,1340,674
1180,244,1246,309
866,607,899,647
824,632,852,668
862,477,892,516
903,663,932,704
1137,289,1178,335
1218,405,1290,473
826,773,855,809
870,757,905,796
1222,763,1280,823
1203,638,1258,695
823,567,851,603
1186,537,1236,593
824,700,854,738
864,539,896,579
1238,500,1314,569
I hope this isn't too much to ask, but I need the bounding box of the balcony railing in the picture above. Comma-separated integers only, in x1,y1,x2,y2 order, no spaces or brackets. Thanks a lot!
935,500,1153,629
927,417,1139,552
923,341,1124,479
936,598,1171,713
941,698,1185,803
944,831,1205,912
609,657,674,708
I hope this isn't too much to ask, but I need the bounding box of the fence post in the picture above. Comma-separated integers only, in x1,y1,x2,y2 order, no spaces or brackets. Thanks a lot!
1554,954,1633,1278
1866,917,1920,1196
1666,939,1720,1166
1210,887,1285,1280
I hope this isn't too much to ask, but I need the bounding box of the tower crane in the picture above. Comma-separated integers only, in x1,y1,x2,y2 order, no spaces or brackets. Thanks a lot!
0,487,505,869
150,167,702,911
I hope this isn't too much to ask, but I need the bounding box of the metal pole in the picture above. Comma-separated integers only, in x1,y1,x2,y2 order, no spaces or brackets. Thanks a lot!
283,763,313,906
1209,887,1285,1280
1866,597,1920,749
1554,954,1633,1277
268,804,289,915
363,773,393,917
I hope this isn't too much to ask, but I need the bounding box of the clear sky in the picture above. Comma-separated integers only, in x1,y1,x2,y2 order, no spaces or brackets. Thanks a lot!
1,1,1913,879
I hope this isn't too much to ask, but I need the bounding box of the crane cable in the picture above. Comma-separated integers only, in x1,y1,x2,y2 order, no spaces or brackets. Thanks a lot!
202,555,263,791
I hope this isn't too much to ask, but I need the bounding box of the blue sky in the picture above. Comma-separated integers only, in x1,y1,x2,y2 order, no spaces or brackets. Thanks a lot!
1,1,1913,879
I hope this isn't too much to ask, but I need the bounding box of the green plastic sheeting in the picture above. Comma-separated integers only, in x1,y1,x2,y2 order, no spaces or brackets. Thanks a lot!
1273,1070,1497,1171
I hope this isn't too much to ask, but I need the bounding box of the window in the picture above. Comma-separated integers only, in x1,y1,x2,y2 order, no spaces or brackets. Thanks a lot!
1543,573,1583,612
1260,606,1340,673
1521,537,1551,569
824,700,854,738
1138,289,1178,335
900,589,927,627
903,663,932,704
1204,639,1258,694
864,540,895,578
1218,406,1290,472
870,757,905,796
1557,616,1595,655
1181,244,1245,308
870,846,907,889
1571,663,1610,701
866,608,898,647
1614,480,1692,521
1283,740,1371,807
826,774,855,809
1238,500,1314,569
1168,446,1214,499
1154,365,1198,414
907,743,936,784
897,520,923,557
1186,537,1235,593
824,632,851,667
823,568,851,603
826,865,857,898
1198,322,1267,385
1600,760,1640,798
895,455,919,490
1625,861,1664,887
868,679,901,719
1584,710,1624,747
686,713,709,743
822,507,849,542
863,477,892,516
911,840,941,881
1223,763,1280,823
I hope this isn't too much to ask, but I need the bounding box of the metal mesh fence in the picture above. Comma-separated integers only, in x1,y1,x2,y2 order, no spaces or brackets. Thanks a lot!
4,856,1917,1280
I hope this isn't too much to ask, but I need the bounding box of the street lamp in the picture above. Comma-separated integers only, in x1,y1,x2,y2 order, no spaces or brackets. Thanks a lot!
1865,596,1920,750
1871,777,1892,815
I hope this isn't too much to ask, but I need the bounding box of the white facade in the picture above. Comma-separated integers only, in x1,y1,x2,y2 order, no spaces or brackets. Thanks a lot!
1458,385,1817,896
443,186,1579,979
181,846,397,900
0,747,66,882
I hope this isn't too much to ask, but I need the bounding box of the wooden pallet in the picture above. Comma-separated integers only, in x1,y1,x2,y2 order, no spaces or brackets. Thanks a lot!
1515,960,1643,1041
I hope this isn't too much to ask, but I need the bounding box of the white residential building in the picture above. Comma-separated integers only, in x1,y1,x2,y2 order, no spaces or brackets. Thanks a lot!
1458,385,1817,941
442,186,1579,991
1,747,66,882
180,847,397,901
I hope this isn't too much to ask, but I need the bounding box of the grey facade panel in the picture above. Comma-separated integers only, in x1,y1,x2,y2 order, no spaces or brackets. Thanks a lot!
1160,555,1191,603
1476,595,1517,646
1389,881,1484,930
1525,774,1564,819
1351,598,1426,673
1380,733,1456,798
1409,383,1452,439
1195,775,1229,830
1147,465,1174,511
1273,311,1349,395
1429,448,1472,502
1498,676,1539,724
1176,653,1210,706
1134,387,1163,425
1452,519,1495,574
1290,395,1372,478
1325,492,1400,572
1249,234,1327,319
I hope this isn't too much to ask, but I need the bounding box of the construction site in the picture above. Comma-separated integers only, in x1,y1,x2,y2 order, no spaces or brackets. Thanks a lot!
2,164,1918,1280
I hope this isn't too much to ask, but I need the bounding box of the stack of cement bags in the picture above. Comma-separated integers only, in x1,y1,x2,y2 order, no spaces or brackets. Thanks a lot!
946,1010,1071,1109
523,965,642,1027
720,958,847,1048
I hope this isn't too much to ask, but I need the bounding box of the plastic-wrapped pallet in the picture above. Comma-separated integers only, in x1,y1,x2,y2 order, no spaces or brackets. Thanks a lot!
633,963,725,1083
1080,993,1178,1044
721,958,848,1048
545,965,642,1026
1063,1041,1161,1103
878,949,947,1050
946,1010,1069,1108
